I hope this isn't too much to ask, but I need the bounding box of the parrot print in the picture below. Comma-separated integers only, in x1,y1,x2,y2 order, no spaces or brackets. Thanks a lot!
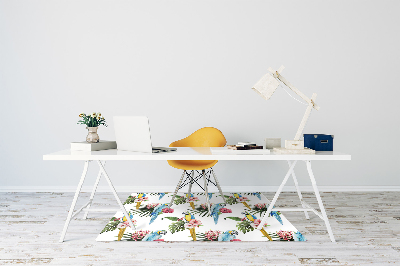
98,192,306,242
136,193,147,209
241,211,273,241
293,231,306,241
218,230,238,241
182,211,195,222
252,192,262,200
149,203,168,224
233,193,251,209
158,193,166,200
210,203,226,225
270,211,283,225
142,230,167,241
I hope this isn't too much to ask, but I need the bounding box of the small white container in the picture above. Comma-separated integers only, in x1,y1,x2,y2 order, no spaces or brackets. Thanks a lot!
265,138,281,149
285,140,304,150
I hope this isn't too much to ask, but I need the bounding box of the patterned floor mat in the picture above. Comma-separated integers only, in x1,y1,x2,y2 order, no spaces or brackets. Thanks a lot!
96,192,306,242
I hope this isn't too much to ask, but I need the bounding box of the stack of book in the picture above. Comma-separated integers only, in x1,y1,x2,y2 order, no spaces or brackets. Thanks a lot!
227,142,263,150
211,142,270,155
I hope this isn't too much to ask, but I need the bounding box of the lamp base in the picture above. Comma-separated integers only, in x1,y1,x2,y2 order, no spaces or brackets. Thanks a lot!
273,147,315,154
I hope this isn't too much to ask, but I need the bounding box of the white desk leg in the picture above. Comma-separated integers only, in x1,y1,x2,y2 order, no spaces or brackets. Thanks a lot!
257,160,297,230
83,161,106,219
97,160,135,229
306,160,336,242
202,170,211,215
211,168,226,204
288,160,309,220
59,160,89,242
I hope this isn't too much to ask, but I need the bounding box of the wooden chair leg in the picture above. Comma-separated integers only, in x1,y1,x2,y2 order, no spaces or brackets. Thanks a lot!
211,168,226,204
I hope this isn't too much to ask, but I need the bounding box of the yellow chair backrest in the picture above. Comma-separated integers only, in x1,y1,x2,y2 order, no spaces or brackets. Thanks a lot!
169,127,226,148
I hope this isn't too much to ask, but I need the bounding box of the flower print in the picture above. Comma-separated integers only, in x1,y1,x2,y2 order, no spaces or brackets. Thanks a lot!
161,208,174,213
277,230,294,241
146,203,159,209
136,197,148,202
189,219,202,227
254,203,266,210
118,220,137,228
204,230,221,241
219,208,232,213
188,197,199,202
131,230,151,241
200,203,208,210
238,197,249,202
185,219,202,228
91,112,96,117
231,239,242,241
250,219,261,228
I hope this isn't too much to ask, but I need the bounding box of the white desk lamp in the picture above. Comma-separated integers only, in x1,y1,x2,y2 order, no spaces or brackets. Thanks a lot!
252,66,319,154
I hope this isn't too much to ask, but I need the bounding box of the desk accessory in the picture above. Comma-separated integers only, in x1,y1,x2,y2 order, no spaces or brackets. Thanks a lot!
71,140,117,151
211,147,270,154
252,66,319,154
304,134,334,151
265,138,281,149
77,112,107,143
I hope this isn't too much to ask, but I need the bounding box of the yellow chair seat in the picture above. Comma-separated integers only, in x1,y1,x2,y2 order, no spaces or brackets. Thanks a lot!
168,160,218,171
167,127,226,170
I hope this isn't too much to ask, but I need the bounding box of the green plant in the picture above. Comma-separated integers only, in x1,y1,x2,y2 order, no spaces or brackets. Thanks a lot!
77,112,107,127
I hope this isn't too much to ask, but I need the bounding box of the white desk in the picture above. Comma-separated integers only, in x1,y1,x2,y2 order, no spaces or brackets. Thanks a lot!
43,148,351,242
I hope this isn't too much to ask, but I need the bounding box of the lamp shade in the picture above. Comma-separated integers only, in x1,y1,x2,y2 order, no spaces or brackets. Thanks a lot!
251,73,280,101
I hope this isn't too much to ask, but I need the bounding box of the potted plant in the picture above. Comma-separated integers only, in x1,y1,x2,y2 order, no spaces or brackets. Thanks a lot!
77,112,107,143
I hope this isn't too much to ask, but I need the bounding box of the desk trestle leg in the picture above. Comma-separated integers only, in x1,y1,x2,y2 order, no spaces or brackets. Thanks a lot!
288,160,309,220
97,160,135,229
257,161,297,231
83,161,105,219
306,160,335,242
59,160,90,243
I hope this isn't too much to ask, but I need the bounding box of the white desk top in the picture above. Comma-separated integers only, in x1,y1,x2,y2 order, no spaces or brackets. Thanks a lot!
43,147,351,161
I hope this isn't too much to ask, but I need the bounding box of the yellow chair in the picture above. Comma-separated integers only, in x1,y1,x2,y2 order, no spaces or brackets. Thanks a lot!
167,127,227,210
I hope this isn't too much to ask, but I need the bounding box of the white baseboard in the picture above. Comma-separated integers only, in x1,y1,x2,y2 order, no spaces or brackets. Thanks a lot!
1,186,400,192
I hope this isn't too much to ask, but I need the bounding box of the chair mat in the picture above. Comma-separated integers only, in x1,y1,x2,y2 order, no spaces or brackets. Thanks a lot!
96,192,306,242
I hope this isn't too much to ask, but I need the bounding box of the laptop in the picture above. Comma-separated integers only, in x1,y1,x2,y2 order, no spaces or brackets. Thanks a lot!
113,116,176,153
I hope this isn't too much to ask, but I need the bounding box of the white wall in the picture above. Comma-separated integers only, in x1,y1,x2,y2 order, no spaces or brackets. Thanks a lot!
1,0,399,190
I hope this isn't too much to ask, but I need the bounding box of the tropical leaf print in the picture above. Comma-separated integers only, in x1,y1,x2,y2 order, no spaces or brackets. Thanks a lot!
130,203,159,217
100,217,120,234
191,204,210,217
123,196,136,205
224,195,239,205
169,220,185,234
174,195,187,205
236,220,255,234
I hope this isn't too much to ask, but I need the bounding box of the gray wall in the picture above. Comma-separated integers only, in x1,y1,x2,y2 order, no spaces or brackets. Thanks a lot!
1,0,399,190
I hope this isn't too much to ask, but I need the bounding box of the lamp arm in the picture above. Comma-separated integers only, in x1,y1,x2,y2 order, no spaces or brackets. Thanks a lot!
273,72,320,111
294,93,317,140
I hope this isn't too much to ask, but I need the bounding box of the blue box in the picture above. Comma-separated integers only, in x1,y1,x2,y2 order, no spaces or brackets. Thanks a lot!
304,134,334,151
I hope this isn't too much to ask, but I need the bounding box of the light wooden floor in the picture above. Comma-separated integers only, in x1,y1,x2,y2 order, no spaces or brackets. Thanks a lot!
0,191,399,265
